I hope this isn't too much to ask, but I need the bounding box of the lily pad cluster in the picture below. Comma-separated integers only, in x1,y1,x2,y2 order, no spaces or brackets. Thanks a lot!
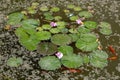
6,2,112,70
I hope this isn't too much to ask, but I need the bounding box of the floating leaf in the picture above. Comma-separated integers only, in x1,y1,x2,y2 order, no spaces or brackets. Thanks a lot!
73,6,82,11
100,27,112,35
69,16,79,21
19,35,40,51
54,16,62,21
79,11,93,18
69,33,79,42
22,19,40,29
76,34,98,52
56,21,66,27
43,12,54,20
42,24,51,30
51,34,71,45
7,12,24,25
38,56,61,70
89,50,108,68
84,21,97,30
69,28,78,33
58,46,73,55
37,42,57,55
50,7,60,12
77,27,90,34
83,55,90,64
7,57,23,67
60,28,68,33
50,28,60,34
40,6,49,11
61,54,83,68
35,31,51,40
67,4,75,9
99,22,111,28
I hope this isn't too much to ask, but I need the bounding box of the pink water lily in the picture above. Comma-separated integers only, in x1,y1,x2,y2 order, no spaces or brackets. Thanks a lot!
76,19,83,24
55,52,63,59
50,22,57,27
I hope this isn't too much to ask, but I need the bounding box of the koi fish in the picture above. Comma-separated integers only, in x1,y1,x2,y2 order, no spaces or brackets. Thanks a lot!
69,68,81,73
108,45,117,56
108,56,118,60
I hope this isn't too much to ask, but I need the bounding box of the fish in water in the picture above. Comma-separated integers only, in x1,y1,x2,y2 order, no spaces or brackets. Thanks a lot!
108,56,118,60
108,45,117,56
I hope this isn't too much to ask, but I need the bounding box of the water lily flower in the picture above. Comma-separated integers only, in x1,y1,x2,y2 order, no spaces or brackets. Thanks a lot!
55,52,63,59
76,19,83,25
50,22,57,27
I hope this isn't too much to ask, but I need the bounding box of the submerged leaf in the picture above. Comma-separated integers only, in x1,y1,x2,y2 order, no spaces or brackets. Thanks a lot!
37,42,57,55
38,56,61,70
7,12,24,25
7,57,23,67
61,54,83,68
51,34,72,45
79,11,93,18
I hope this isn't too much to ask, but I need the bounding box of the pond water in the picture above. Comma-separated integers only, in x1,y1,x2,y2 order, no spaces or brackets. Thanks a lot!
0,0,120,80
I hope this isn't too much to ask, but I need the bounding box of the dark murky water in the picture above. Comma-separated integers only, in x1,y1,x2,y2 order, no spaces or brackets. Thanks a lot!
0,0,120,80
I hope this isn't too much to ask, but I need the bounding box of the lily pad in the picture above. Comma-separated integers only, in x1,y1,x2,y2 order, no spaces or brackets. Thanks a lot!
38,56,61,70
67,4,75,9
60,28,69,33
50,28,60,34
69,33,79,42
37,42,57,55
7,57,23,67
84,21,97,30
22,19,40,29
58,45,73,55
35,31,51,40
100,27,112,35
73,6,82,11
51,34,72,46
50,7,60,12
7,12,24,25
40,6,49,11
99,22,111,28
69,28,78,33
79,11,93,18
76,34,98,52
54,16,62,21
83,55,90,64
61,54,83,68
89,50,108,68
42,24,51,30
69,16,79,21
77,27,90,34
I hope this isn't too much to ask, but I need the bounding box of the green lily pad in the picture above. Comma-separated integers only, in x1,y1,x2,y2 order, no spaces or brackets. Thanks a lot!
22,19,40,29
73,6,82,11
61,54,83,68
43,12,54,20
83,55,90,64
69,16,79,21
68,33,79,42
51,34,72,46
100,27,112,35
69,28,78,33
37,42,57,55
89,50,108,68
50,7,60,12
56,21,66,27
79,11,93,18
40,6,49,11
35,31,51,40
50,28,60,34
7,12,24,25
84,21,97,30
67,4,75,9
99,22,111,28
54,16,62,21
38,56,61,70
77,27,90,34
42,24,51,30
7,57,23,67
58,46,73,55
76,34,98,52
60,28,69,33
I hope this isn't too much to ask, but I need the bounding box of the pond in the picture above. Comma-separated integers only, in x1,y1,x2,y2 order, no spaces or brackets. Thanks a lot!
0,0,120,80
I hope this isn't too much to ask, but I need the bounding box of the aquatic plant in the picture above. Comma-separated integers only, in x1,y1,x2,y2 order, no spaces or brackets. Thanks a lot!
6,3,113,70
38,56,61,70
7,57,23,67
